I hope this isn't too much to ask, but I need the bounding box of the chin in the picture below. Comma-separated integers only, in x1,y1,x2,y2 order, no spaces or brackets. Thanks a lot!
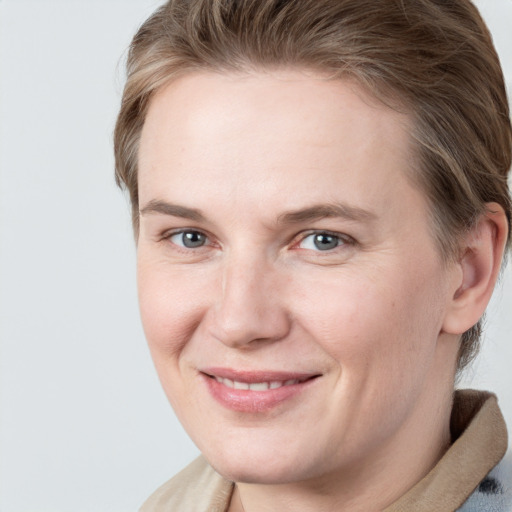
208,458,301,485
199,438,325,485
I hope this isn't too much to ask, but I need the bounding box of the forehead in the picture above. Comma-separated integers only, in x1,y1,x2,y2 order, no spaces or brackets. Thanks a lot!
138,70,420,223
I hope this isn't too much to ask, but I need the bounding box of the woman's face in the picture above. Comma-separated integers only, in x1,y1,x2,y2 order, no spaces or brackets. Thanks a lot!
137,70,460,484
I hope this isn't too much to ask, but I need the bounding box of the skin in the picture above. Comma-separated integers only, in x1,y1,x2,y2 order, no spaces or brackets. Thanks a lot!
136,70,507,512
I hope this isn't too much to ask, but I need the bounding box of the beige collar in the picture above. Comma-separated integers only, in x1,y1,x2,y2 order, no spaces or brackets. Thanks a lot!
385,389,508,512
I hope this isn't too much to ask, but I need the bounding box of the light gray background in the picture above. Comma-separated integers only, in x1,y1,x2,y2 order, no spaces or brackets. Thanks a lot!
0,1,511,510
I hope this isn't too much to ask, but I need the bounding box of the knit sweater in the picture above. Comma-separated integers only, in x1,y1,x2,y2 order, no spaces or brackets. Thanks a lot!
458,452,512,512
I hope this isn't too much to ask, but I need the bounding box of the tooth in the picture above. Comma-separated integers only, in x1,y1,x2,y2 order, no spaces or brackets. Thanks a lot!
215,377,306,390
223,378,235,388
248,382,269,391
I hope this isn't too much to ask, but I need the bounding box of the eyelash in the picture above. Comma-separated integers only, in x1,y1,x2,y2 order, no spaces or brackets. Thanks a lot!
293,230,355,252
161,228,355,253
161,229,214,251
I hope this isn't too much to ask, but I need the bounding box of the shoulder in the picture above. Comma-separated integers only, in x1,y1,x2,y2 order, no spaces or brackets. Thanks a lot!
139,456,234,512
458,452,512,512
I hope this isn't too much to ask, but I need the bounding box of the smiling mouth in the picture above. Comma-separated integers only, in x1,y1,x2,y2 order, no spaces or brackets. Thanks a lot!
209,375,313,391
200,369,320,411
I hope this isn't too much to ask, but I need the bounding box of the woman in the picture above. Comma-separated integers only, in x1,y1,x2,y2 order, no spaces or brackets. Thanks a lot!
114,0,512,510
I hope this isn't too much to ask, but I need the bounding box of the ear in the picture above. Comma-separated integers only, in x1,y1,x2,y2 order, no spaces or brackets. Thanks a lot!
442,203,509,335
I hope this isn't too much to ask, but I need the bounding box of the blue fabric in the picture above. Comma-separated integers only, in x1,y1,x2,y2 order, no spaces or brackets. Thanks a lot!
458,453,512,511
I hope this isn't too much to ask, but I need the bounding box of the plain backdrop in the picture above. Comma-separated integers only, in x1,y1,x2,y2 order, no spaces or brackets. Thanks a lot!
0,1,511,510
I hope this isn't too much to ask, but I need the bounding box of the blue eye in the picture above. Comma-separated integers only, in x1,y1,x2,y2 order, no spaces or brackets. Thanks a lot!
299,232,344,251
170,230,208,248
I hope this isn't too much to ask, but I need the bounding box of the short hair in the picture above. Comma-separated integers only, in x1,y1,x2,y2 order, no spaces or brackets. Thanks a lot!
114,0,512,372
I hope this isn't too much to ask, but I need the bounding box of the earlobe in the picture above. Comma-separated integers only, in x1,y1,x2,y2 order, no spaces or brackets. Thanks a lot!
442,202,509,335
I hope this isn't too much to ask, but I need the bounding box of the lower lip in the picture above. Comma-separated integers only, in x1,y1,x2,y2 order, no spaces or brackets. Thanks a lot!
202,374,317,413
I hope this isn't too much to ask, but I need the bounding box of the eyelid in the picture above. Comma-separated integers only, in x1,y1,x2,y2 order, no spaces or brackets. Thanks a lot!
160,228,216,248
157,227,354,253
292,230,356,251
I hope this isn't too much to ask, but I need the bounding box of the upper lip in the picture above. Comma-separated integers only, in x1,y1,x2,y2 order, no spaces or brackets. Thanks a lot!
200,367,321,383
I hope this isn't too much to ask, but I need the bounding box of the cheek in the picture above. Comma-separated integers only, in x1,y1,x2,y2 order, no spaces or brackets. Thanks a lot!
291,262,448,376
136,256,210,361
291,263,450,445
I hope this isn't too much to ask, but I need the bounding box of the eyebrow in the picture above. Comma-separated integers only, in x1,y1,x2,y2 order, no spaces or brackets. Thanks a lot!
139,199,376,225
277,203,377,224
139,199,206,222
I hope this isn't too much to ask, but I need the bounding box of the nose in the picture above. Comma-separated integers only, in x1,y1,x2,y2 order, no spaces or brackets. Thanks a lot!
209,255,291,349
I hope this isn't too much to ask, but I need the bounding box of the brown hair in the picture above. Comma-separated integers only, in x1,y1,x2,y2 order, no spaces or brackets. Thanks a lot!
114,0,511,371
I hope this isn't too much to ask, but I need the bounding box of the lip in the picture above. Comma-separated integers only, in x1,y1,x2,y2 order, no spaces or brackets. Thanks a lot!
200,367,321,413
